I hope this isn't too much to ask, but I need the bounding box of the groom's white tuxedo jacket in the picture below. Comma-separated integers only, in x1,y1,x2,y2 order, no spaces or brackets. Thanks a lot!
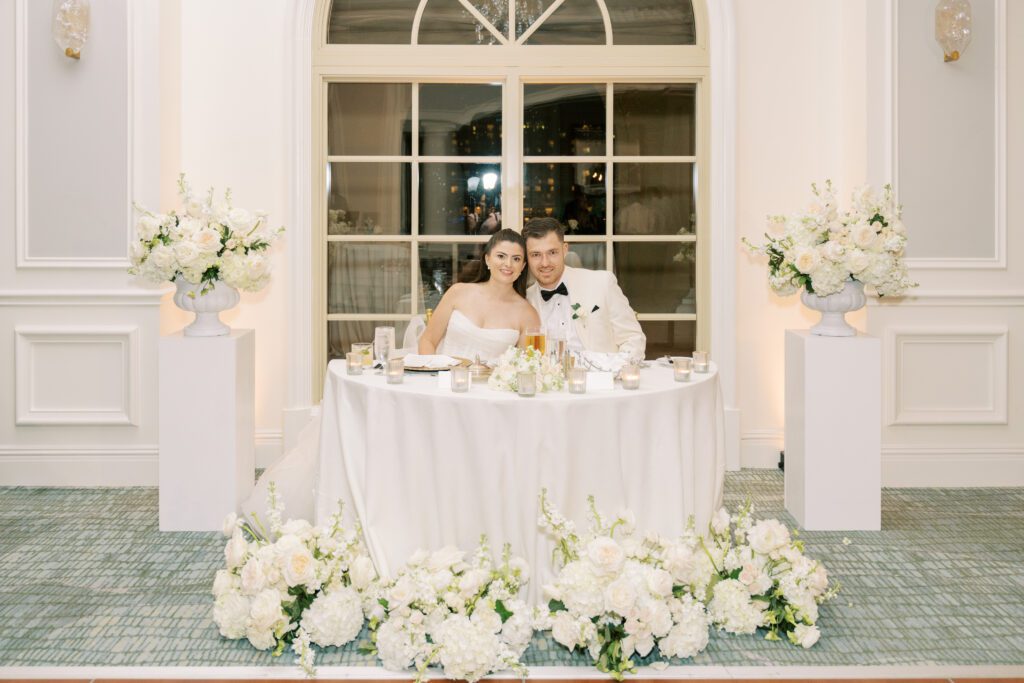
527,265,646,358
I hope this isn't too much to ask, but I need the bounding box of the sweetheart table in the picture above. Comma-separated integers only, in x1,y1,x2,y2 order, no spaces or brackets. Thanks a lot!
314,360,725,603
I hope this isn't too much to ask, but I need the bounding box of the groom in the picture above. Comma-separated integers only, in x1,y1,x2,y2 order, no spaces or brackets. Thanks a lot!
523,217,646,359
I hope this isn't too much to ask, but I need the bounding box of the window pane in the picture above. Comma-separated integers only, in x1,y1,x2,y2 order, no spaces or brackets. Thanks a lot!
419,0,503,44
641,321,696,358
468,0,510,39
525,0,605,44
418,242,489,311
329,320,410,360
419,84,502,156
328,0,419,44
523,163,605,234
328,242,412,314
524,84,606,156
563,242,606,270
328,83,412,156
605,0,695,45
515,0,558,39
328,162,411,235
420,163,502,235
614,242,694,314
613,163,695,235
614,84,695,156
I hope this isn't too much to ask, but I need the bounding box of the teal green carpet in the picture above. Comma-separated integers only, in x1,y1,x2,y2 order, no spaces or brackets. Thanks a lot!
0,470,1022,667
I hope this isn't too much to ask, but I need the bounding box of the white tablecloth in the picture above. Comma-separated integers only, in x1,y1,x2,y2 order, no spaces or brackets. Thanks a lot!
314,360,725,604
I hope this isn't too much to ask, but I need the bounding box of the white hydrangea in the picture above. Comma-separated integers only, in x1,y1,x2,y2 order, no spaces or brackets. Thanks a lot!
708,579,766,634
301,586,364,647
434,614,501,682
212,590,250,639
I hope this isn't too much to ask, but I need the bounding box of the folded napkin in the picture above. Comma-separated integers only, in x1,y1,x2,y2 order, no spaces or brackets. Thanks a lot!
401,354,460,369
575,351,631,374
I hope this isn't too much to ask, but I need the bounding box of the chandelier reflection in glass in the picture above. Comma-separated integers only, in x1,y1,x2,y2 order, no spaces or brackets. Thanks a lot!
470,0,548,44
934,0,972,63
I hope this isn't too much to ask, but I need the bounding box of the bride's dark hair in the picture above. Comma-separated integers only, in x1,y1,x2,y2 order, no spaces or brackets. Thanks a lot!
474,228,529,298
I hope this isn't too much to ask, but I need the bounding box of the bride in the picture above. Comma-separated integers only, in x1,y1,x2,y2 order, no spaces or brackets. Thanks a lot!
418,228,540,363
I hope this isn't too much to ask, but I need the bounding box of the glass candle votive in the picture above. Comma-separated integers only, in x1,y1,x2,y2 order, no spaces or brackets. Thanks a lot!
672,356,692,382
345,352,363,375
352,342,373,367
385,357,404,384
517,371,537,397
620,363,640,390
568,367,587,394
693,350,709,373
451,366,471,393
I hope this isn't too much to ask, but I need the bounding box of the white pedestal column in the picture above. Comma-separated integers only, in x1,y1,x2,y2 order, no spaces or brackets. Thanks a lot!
784,330,881,531
159,330,255,531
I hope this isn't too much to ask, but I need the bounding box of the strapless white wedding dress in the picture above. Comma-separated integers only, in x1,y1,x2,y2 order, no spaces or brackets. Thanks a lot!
436,309,518,364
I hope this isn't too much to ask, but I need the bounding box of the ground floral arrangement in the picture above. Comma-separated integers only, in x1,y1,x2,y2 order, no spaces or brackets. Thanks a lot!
215,489,838,678
744,181,914,298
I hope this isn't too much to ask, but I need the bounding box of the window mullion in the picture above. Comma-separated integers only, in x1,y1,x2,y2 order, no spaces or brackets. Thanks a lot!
505,70,522,233
606,81,614,271
411,82,420,316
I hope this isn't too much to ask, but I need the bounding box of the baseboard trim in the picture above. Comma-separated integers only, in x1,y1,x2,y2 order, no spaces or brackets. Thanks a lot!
740,430,784,469
255,429,283,469
882,446,1024,487
0,446,158,486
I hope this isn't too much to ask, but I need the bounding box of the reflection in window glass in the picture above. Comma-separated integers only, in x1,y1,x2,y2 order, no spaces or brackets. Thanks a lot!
419,0,502,44
328,83,412,156
420,163,502,235
418,243,487,311
523,163,605,233
613,163,694,235
614,84,696,156
419,84,502,156
563,242,606,271
467,0,511,39
328,163,411,235
525,0,605,44
524,84,606,156
614,242,694,314
514,0,558,39
641,321,696,358
327,0,420,44
604,0,695,45
329,320,410,360
328,243,412,315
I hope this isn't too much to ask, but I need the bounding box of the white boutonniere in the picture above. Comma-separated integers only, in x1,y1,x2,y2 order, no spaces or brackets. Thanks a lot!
571,303,599,326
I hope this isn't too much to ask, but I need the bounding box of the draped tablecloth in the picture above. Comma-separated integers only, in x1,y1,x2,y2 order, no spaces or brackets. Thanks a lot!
314,360,725,604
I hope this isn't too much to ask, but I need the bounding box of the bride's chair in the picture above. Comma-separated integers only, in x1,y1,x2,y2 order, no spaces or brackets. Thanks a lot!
401,315,426,352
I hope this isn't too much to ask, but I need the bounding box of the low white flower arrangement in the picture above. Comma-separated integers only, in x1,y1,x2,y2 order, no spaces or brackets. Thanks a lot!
744,181,915,298
364,539,535,682
130,174,284,294
488,346,565,393
212,484,376,675
538,493,839,679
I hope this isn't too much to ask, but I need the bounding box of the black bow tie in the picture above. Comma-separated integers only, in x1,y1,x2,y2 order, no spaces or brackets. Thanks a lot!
540,282,569,302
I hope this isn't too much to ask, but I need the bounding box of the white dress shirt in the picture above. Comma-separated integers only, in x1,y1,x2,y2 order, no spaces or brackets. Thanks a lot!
537,279,583,352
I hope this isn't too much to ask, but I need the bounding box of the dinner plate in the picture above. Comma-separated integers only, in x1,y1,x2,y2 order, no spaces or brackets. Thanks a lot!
403,357,471,372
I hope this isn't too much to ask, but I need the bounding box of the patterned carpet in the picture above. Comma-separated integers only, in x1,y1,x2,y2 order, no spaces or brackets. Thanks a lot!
0,470,1022,668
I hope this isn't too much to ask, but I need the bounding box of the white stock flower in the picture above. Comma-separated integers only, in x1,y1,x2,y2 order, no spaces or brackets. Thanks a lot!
710,508,731,535
587,537,626,575
301,586,364,647
224,531,249,570
509,556,531,584
213,590,250,639
747,519,791,556
789,623,821,648
349,555,377,591
240,556,268,596
280,518,313,539
137,215,161,241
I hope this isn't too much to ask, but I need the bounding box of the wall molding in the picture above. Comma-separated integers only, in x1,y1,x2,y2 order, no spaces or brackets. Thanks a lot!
255,428,283,469
0,289,166,306
0,446,158,486
869,291,1024,307
882,446,1024,487
887,0,1007,270
14,325,141,426
885,326,1008,426
13,0,156,269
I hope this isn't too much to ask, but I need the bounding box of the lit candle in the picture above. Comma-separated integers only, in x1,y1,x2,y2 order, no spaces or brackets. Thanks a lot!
346,352,363,375
386,357,404,384
451,366,470,393
693,351,709,373
568,367,587,394
517,371,537,397
673,356,692,382
620,363,640,390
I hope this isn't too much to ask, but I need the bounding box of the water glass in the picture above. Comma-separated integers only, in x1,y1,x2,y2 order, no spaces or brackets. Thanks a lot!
374,326,396,368
345,352,363,375
672,356,692,382
451,366,471,393
351,342,373,367
517,371,537,397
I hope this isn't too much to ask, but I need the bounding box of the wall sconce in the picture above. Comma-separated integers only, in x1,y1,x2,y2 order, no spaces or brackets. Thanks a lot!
52,0,91,60
935,0,972,63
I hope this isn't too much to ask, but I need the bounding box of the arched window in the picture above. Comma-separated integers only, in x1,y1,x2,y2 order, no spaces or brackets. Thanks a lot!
312,0,708,392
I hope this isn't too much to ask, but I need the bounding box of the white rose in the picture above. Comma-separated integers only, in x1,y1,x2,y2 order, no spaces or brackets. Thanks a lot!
137,215,161,241
645,569,674,598
388,575,417,608
550,611,583,650
193,226,223,253
248,588,285,631
844,248,870,274
586,537,626,575
280,519,313,539
281,543,318,588
228,207,254,231
245,624,276,651
470,604,503,633
172,240,201,269
212,568,238,598
240,556,268,596
852,222,878,250
789,623,821,648
458,568,489,599
429,568,454,592
604,576,639,617
213,591,250,639
792,246,821,275
427,545,465,572
747,519,791,556
822,240,845,262
146,244,176,272
221,512,239,538
224,531,249,570
349,555,376,591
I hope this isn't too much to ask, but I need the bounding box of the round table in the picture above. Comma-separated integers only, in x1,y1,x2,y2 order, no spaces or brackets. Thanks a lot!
314,359,725,604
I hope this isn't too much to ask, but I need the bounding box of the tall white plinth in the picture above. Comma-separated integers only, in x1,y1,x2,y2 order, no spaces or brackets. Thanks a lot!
785,330,881,531
159,330,255,531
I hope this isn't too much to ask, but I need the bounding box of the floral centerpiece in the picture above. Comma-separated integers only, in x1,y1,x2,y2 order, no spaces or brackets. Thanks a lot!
488,346,565,393
744,181,914,298
364,539,535,682
538,492,839,679
212,484,376,675
131,174,283,293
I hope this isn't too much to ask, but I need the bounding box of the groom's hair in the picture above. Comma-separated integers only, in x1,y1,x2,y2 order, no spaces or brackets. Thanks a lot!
522,217,565,243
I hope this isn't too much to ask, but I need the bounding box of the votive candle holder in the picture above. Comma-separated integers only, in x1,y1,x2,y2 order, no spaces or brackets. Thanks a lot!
451,366,471,393
386,357,404,384
345,352,363,375
673,356,692,382
620,363,640,390
693,351,709,373
517,371,537,397
568,367,587,394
